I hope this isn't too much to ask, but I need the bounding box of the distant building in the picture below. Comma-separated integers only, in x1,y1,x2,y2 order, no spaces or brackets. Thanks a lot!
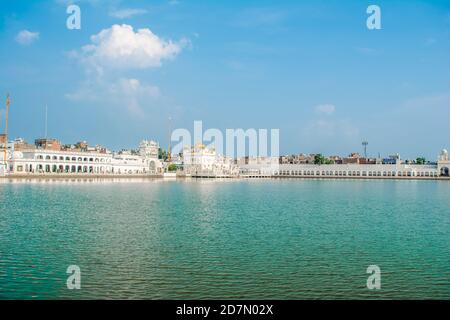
383,154,401,165
279,154,314,165
35,138,62,151
139,140,159,159
4,138,163,176
75,141,88,152
183,144,238,177
13,138,35,151
240,150,448,179
342,153,360,164
438,149,450,176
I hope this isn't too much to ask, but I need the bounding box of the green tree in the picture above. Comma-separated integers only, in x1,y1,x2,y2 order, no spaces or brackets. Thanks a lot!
158,148,168,161
416,157,426,165
314,154,326,165
168,164,178,172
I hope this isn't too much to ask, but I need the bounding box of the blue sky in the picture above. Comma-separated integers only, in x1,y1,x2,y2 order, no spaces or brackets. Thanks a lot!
0,0,449,159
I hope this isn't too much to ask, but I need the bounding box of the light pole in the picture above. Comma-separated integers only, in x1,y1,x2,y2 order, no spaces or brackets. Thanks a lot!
362,141,368,159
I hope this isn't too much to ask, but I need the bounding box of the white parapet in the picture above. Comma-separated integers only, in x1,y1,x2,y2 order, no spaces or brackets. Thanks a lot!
240,163,440,178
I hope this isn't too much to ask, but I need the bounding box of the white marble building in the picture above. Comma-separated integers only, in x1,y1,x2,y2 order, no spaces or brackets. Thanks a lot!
183,144,239,177
438,149,450,176
3,139,163,176
240,150,450,179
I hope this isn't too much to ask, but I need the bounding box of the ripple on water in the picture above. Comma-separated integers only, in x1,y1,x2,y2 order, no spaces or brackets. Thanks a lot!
0,180,449,299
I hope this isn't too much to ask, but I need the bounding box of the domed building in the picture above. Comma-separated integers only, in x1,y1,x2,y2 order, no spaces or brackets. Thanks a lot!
438,149,450,176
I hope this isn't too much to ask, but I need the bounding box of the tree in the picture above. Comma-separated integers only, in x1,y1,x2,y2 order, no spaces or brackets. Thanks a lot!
158,148,168,161
416,157,426,165
168,164,177,172
314,154,326,165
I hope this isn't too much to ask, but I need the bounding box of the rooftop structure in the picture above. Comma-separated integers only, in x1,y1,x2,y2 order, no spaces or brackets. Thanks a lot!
35,138,62,151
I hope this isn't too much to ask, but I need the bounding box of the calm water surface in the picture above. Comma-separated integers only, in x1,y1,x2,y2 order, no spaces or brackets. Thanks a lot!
0,179,449,299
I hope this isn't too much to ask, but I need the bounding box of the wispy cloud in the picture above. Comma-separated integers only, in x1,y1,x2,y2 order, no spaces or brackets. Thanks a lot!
15,30,39,45
304,119,359,138
66,78,160,116
355,47,381,56
403,93,450,111
300,104,359,152
54,0,116,6
109,8,148,19
231,7,287,28
315,104,335,116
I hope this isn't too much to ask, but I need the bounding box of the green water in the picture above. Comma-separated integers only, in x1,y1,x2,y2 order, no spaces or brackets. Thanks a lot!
0,179,449,299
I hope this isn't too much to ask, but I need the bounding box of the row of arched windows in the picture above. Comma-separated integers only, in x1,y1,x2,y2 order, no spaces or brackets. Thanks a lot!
35,154,111,163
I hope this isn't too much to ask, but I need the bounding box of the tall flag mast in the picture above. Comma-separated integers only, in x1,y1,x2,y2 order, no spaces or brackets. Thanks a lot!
3,93,11,172
45,104,48,139
167,116,172,162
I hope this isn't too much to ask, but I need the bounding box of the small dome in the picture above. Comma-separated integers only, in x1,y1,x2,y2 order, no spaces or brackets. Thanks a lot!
442,149,448,155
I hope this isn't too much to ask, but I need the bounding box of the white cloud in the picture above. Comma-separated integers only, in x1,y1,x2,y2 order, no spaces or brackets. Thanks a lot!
15,30,40,45
315,104,336,116
109,8,148,19
67,24,187,115
78,24,188,74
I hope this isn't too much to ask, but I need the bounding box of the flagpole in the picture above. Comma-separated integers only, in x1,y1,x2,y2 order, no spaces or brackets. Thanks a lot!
3,93,10,173
45,104,48,139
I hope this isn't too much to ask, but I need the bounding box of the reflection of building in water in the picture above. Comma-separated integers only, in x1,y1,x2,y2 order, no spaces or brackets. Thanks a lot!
182,144,239,177
3,138,163,176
